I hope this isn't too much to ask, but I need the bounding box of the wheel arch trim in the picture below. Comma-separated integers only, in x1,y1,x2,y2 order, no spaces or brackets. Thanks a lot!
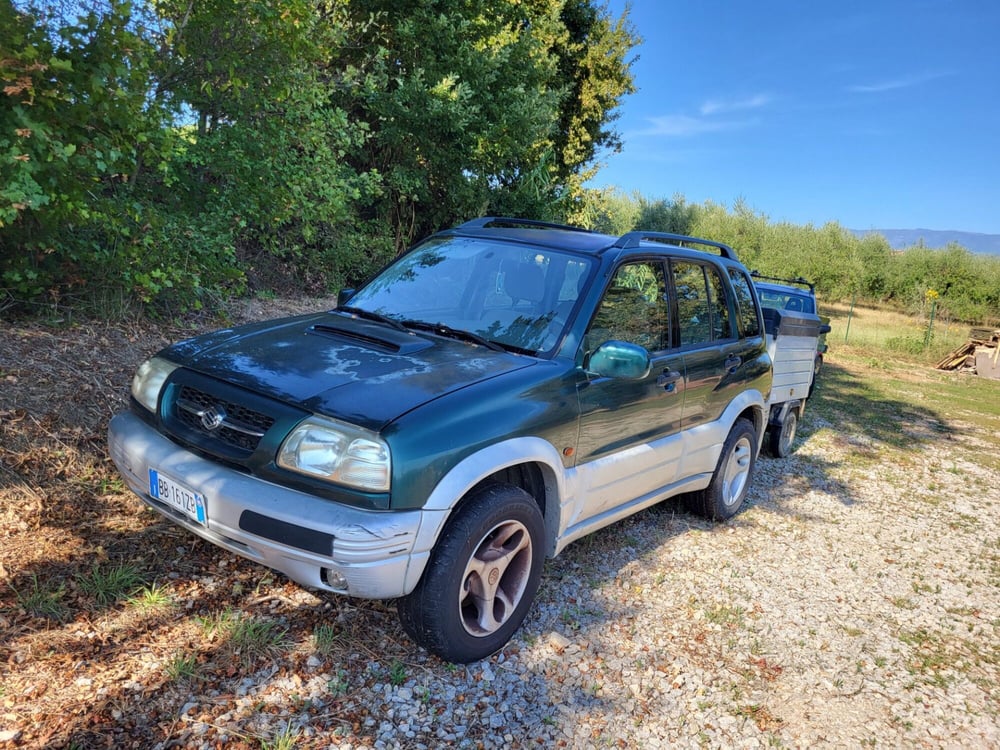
407,437,566,586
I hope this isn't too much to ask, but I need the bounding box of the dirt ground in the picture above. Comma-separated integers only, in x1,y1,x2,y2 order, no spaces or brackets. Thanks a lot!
1,299,360,749
1,300,998,749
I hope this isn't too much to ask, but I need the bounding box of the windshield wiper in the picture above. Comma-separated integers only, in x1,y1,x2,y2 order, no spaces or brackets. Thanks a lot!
401,320,507,352
336,306,409,332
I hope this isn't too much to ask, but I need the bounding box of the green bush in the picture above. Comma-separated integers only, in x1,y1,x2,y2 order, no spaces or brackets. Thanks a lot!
884,336,927,355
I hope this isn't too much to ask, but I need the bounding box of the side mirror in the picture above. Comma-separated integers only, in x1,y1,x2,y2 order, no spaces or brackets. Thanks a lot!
587,341,651,380
819,324,832,335
337,288,356,307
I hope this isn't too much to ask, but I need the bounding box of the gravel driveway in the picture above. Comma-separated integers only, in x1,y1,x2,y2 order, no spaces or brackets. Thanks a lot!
2,319,997,749
175,370,998,749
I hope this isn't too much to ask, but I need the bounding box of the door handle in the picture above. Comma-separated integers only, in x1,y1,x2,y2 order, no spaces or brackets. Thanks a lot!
724,355,741,374
657,369,682,392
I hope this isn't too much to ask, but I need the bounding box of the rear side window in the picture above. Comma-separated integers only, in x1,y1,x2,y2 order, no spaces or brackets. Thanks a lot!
728,269,761,337
671,261,732,346
706,266,733,340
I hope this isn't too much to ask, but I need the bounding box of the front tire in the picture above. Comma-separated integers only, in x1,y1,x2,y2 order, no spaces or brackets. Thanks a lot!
686,418,757,521
397,484,545,663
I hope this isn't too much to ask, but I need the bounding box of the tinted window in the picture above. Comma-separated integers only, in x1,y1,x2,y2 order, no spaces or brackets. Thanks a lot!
671,262,714,346
706,266,733,339
347,237,594,353
729,270,762,337
757,288,815,315
586,262,669,352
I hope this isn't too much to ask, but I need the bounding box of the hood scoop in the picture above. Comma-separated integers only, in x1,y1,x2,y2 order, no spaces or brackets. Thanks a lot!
308,322,431,355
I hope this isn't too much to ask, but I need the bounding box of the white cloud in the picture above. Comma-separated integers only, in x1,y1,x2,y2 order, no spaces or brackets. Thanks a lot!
699,93,772,116
628,92,771,139
846,71,952,94
628,113,760,139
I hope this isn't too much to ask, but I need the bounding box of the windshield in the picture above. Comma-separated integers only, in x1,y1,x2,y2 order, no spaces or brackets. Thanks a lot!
345,237,593,354
757,288,815,315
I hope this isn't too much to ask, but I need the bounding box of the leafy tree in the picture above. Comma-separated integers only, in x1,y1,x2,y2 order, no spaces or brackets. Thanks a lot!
2,0,640,312
150,0,379,290
329,0,638,249
547,0,638,193
635,194,699,235
576,189,698,237
577,188,641,234
688,198,771,271
0,0,177,308
1,0,379,310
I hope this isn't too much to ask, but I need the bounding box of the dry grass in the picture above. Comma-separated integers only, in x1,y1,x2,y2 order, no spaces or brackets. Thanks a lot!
1,297,998,748
823,300,972,362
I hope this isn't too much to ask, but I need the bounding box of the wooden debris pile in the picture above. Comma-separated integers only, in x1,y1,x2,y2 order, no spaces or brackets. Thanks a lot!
936,327,1000,379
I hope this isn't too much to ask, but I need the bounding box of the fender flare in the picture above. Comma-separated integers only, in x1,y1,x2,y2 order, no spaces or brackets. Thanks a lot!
409,436,567,567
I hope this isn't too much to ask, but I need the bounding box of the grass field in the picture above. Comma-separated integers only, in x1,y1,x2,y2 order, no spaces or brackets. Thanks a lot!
824,300,979,364
817,302,1000,469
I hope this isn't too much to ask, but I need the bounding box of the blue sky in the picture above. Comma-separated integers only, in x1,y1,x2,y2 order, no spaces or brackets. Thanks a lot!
593,1,1000,234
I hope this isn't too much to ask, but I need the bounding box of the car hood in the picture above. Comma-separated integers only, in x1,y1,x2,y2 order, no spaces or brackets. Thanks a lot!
164,312,536,431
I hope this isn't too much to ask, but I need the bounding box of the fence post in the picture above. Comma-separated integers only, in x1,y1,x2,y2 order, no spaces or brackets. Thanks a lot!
923,289,939,350
924,299,937,350
844,293,856,344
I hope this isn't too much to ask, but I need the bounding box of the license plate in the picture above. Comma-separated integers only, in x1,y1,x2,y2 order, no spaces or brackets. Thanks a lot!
149,469,206,525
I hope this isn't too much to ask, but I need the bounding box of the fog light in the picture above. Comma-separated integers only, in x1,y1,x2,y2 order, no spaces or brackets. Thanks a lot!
324,568,349,591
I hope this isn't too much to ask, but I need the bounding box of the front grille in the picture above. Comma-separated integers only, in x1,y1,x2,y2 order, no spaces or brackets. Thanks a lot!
174,385,276,452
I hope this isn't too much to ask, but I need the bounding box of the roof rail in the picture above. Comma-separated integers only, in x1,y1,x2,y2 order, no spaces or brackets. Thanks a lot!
749,271,815,293
614,231,738,260
457,216,596,234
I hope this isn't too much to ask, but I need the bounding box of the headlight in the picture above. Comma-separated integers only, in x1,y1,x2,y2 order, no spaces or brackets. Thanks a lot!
278,416,391,492
130,356,178,413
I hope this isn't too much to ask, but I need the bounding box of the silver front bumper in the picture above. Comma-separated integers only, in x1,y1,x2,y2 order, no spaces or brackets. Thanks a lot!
108,412,441,599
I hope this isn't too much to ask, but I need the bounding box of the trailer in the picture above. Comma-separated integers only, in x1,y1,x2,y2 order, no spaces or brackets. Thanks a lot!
761,306,831,457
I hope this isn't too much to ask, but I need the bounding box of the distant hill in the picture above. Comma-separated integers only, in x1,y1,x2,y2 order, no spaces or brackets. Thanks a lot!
850,228,1000,256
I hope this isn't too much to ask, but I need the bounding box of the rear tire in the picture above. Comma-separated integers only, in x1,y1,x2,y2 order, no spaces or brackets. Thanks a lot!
686,418,757,521
397,484,544,663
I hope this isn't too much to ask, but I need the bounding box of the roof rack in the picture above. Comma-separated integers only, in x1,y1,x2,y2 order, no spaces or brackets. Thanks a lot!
749,271,815,293
457,216,596,234
614,231,738,260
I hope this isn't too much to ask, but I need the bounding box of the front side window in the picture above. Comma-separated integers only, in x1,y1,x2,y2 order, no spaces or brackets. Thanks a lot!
586,262,669,352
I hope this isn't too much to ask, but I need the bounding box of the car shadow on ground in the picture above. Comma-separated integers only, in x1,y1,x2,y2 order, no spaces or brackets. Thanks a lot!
0,342,964,747
497,356,963,737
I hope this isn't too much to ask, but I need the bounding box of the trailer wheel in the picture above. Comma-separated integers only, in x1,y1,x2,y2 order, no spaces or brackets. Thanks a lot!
809,354,823,396
768,410,798,458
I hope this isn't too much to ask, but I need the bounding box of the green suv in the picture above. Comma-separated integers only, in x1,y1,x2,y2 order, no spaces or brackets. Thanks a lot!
109,218,773,662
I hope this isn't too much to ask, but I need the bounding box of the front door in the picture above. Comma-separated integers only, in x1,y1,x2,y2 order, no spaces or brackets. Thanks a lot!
574,261,686,521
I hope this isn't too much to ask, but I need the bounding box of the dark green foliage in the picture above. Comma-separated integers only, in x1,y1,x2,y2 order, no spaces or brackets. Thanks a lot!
329,0,638,249
635,195,699,235
13,1,991,325
0,0,638,315
1,1,182,309
580,191,698,237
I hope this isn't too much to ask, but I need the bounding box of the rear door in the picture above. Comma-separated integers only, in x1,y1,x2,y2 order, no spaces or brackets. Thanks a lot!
670,260,761,428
